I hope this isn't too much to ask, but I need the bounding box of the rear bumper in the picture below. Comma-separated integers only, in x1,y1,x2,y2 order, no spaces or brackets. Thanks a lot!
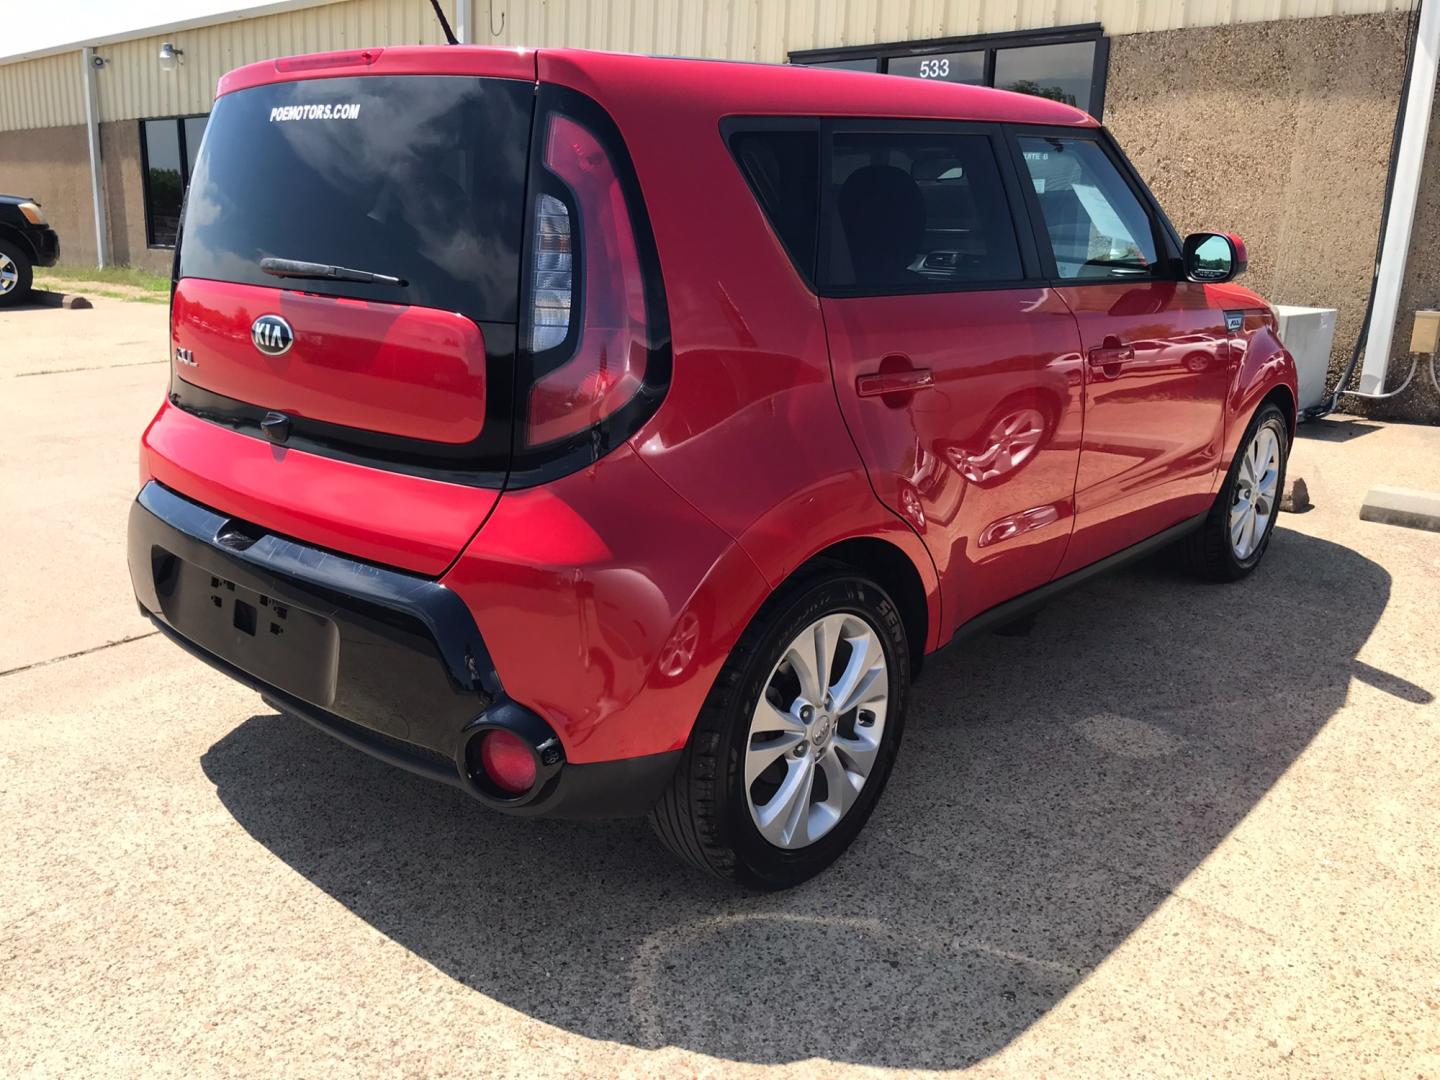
128,481,677,818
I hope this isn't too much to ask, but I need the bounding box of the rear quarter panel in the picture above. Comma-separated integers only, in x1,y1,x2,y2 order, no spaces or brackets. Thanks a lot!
442,445,770,763
537,51,944,648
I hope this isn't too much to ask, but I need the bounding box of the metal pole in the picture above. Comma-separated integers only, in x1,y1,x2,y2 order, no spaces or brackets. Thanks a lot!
1359,0,1439,394
455,0,471,43
81,47,109,269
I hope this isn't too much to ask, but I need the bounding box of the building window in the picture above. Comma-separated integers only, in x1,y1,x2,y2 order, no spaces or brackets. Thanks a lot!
994,41,1098,111
141,114,208,248
790,25,1109,118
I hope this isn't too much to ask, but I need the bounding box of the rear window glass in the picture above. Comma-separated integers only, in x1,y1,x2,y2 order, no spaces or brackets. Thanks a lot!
179,76,531,322
729,129,820,281
822,130,1023,292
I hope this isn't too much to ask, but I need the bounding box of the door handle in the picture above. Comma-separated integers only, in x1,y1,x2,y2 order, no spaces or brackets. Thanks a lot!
856,368,934,397
1088,344,1135,367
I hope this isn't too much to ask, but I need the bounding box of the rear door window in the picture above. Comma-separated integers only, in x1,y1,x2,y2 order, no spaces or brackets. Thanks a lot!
1017,135,1159,280
179,76,532,322
821,128,1024,293
728,128,820,283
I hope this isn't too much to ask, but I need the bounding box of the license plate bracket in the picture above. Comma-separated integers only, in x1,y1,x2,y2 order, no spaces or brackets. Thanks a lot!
159,558,340,707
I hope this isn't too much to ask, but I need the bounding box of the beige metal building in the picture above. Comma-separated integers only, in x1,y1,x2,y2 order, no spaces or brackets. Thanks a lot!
1,0,1436,420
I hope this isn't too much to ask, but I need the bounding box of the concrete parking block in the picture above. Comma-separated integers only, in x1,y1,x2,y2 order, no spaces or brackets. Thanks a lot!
1360,485,1440,532
29,289,93,309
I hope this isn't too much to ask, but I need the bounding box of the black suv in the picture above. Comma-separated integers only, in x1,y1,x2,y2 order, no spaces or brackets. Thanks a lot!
0,195,60,307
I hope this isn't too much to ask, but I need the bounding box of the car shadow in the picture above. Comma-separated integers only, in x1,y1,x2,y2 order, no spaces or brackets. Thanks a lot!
1295,416,1384,443
201,528,1392,1070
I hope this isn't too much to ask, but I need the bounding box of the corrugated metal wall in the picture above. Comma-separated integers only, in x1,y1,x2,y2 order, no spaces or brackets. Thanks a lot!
0,51,87,130
0,0,455,131
0,0,1418,131
96,0,456,122
490,0,1418,60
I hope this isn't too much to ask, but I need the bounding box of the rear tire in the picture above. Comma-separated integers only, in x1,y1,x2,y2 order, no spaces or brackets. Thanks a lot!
649,571,909,889
0,240,33,308
1181,402,1289,581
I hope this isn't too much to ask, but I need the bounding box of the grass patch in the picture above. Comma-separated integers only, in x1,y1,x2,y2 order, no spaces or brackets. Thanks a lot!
50,286,168,305
36,263,170,293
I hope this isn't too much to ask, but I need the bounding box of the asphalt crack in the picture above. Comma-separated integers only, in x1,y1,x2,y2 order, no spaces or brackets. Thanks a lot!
13,360,168,378
0,632,160,679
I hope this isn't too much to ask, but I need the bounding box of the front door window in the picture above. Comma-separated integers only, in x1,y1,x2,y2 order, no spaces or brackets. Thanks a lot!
1017,136,1159,280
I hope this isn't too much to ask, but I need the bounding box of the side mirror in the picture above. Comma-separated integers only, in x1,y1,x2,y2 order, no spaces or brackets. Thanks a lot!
1183,232,1247,283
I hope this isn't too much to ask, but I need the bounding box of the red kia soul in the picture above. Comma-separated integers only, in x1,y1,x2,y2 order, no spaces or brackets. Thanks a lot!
128,46,1297,888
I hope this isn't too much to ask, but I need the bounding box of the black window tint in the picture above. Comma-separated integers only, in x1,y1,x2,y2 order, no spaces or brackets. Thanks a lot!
797,30,1109,118
179,76,531,322
183,116,208,176
143,119,184,247
810,57,879,72
994,41,1097,113
887,50,984,84
1017,136,1158,280
823,130,1022,292
729,129,819,281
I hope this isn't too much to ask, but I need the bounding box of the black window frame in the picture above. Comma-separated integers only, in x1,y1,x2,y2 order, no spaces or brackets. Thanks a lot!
789,24,1111,120
139,112,209,250
1001,123,1185,286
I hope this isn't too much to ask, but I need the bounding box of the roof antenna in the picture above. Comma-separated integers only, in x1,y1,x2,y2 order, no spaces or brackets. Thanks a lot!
427,0,459,45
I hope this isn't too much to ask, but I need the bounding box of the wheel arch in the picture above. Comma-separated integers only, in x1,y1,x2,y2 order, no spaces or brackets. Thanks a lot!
792,536,933,677
0,223,38,263
1259,382,1296,439
1223,329,1298,473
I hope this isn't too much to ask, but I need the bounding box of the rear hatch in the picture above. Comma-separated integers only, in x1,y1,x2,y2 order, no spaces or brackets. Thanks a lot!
168,65,533,571
163,50,670,575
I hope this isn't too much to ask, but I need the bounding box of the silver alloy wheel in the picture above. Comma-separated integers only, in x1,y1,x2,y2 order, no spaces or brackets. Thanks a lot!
1230,423,1281,559
0,252,17,295
744,612,888,850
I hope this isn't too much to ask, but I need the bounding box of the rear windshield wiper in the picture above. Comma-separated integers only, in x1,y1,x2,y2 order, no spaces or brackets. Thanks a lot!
260,257,407,287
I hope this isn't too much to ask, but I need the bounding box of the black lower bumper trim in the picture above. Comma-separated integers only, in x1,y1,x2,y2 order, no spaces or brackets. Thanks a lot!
131,481,680,819
152,614,461,787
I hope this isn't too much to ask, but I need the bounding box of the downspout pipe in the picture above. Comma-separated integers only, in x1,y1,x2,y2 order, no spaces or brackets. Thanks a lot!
454,0,471,44
81,46,109,268
1357,0,1439,396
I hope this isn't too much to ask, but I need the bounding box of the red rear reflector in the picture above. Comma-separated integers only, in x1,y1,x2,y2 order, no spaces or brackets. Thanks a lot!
526,114,648,446
478,730,537,794
275,49,383,72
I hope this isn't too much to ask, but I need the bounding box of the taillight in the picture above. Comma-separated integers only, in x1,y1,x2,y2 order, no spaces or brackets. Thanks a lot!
523,108,657,449
528,194,572,353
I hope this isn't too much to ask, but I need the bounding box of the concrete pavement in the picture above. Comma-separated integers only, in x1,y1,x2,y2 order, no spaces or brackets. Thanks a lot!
2,298,1437,1077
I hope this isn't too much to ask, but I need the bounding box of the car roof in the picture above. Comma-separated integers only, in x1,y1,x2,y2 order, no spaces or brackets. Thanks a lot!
217,45,1097,129
540,49,1097,127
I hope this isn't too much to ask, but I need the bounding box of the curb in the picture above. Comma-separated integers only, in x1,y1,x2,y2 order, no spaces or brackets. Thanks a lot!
1359,486,1440,533
29,290,93,309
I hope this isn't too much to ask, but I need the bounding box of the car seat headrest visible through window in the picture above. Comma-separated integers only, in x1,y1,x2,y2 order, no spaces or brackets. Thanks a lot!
838,164,924,286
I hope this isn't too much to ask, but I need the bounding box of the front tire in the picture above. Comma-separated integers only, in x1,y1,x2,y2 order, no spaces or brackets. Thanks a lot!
649,571,909,889
0,240,34,308
1182,401,1289,581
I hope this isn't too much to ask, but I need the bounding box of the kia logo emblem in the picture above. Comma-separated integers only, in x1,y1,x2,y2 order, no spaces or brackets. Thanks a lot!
251,314,294,356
